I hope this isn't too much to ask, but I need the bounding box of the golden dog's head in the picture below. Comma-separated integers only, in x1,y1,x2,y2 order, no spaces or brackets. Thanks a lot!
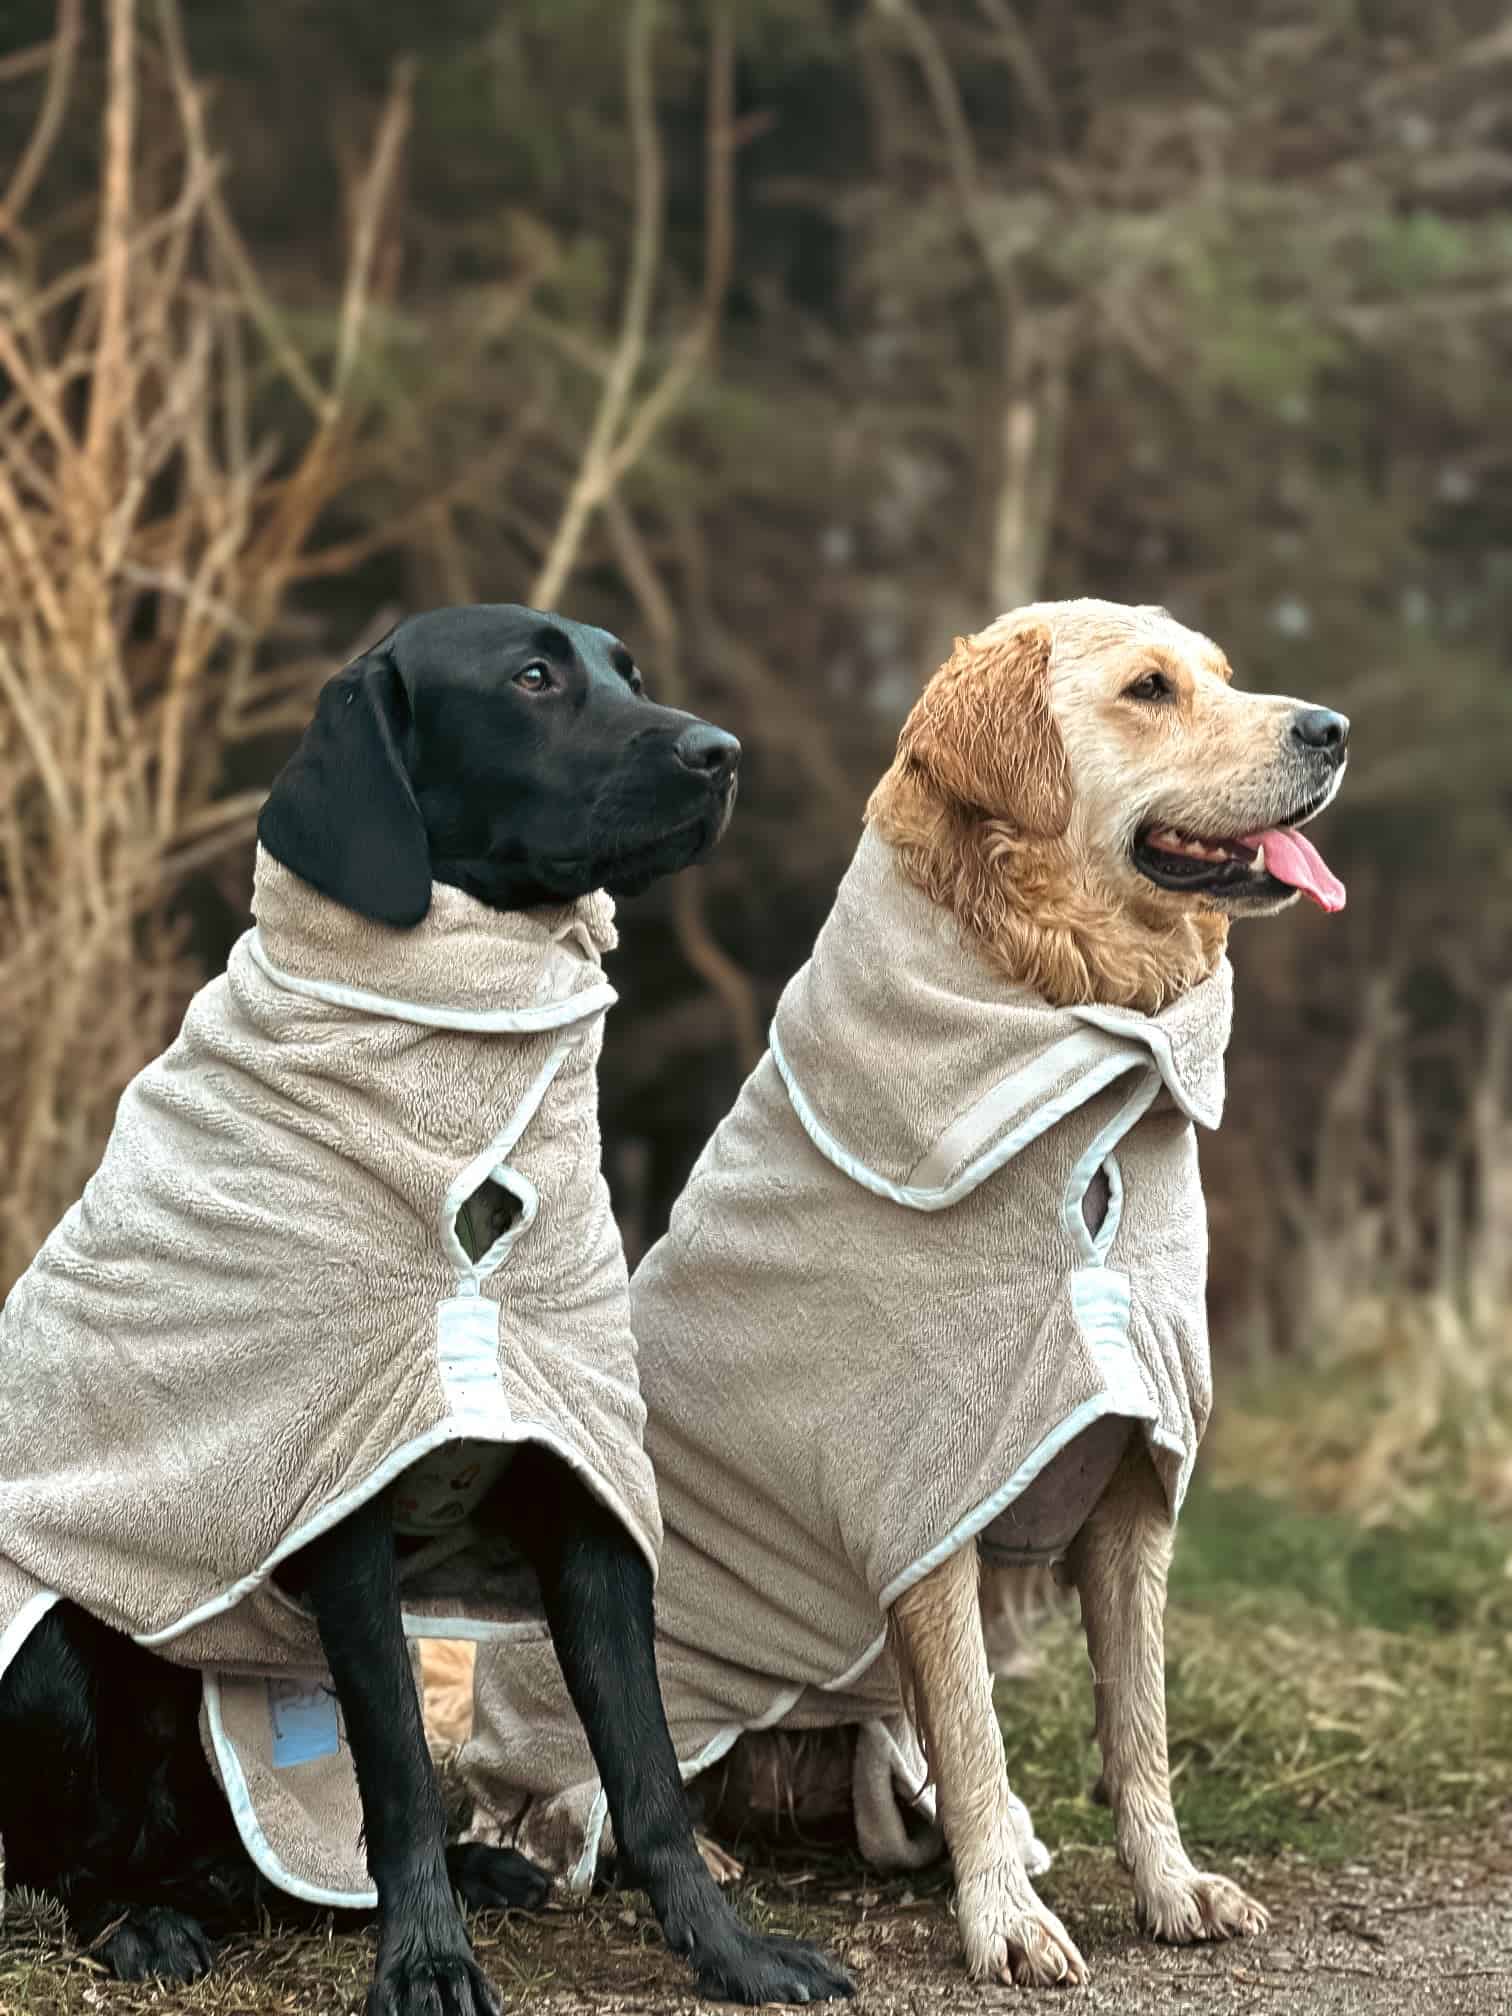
869,599,1348,1010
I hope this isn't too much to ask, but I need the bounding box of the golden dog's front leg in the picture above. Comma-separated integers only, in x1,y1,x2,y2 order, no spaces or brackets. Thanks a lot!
1066,1441,1268,1946
891,1542,1088,1987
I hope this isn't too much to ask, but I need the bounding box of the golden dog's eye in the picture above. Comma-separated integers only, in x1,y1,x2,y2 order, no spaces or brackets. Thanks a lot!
1124,670,1173,703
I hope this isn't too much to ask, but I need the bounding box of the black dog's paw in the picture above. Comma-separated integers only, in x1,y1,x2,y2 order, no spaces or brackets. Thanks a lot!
95,1904,214,1983
693,1928,855,2006
368,1934,502,2016
657,1869,852,2004
447,1841,552,1914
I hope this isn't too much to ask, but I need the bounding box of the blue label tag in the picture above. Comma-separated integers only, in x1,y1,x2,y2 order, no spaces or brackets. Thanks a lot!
268,1677,341,1767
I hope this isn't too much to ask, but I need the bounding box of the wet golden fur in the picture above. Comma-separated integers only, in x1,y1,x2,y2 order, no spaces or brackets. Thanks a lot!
703,601,1305,1983
419,1637,476,1752
867,599,1315,1012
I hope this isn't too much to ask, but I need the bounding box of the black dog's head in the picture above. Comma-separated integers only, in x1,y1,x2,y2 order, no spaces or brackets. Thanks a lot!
258,604,740,926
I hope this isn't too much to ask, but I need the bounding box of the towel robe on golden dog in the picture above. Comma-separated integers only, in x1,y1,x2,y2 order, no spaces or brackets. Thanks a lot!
0,848,661,1907
464,828,1232,1882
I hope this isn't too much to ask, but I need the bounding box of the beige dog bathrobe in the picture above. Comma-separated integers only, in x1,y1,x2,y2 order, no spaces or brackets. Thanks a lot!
0,849,660,1906
464,826,1232,1881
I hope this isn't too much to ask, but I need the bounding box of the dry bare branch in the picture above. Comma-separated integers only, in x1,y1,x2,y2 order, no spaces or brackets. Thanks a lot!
0,0,83,240
532,0,738,609
598,0,736,490
530,0,663,609
872,0,1004,298
152,0,328,418
672,874,764,1075
0,0,420,1289
604,492,764,1077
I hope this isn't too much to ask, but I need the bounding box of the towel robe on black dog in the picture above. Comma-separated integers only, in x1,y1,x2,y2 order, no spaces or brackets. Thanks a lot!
464,828,1233,1881
0,848,661,1906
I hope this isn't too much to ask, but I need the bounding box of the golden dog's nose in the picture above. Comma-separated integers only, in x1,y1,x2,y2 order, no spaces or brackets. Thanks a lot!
1289,707,1349,759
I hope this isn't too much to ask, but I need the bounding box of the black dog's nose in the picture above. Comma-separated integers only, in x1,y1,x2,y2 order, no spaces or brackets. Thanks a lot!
1290,706,1350,758
674,722,741,781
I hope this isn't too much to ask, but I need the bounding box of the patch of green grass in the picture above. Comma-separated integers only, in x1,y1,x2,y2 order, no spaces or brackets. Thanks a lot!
997,1480,1512,1870
1175,1481,1512,1637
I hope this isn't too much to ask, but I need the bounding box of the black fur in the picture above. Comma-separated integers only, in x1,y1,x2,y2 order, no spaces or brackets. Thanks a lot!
256,603,742,925
0,606,851,2013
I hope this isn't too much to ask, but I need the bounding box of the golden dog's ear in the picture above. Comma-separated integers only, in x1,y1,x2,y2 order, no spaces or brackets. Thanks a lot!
896,621,1070,836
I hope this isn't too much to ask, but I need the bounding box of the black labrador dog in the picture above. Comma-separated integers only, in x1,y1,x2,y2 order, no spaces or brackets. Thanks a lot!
0,605,852,2014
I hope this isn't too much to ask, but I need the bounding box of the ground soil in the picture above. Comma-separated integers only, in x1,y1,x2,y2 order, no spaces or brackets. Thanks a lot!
4,1822,1510,2015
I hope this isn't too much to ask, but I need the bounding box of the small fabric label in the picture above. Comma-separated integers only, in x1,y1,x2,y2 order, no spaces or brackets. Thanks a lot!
267,1676,341,1767
393,1440,513,1536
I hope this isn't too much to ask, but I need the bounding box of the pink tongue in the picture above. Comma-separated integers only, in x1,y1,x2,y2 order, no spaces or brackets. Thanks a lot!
1242,826,1346,912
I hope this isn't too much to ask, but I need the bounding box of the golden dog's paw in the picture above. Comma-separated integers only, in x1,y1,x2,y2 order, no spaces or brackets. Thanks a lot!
958,1869,1089,1988
1136,1867,1268,1945
694,1830,744,1885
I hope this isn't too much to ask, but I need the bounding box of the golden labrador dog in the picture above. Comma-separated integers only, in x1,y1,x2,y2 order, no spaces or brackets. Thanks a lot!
826,598,1343,1981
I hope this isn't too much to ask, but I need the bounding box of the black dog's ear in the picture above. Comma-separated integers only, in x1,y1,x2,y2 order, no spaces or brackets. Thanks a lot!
258,637,432,927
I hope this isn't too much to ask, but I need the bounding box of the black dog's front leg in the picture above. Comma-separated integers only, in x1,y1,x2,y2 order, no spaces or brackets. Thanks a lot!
509,1448,852,2004
288,1491,504,2016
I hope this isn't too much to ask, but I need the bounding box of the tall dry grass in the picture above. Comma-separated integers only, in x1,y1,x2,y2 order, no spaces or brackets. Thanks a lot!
0,0,413,1290
0,0,743,1296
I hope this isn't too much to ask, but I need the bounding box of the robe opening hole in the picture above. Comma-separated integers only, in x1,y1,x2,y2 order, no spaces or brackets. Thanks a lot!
456,1177,522,1264
1080,1164,1111,1239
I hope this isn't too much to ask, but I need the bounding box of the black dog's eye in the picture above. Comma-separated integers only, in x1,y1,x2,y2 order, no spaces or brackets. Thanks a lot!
1124,670,1174,703
513,662,553,694
629,671,645,697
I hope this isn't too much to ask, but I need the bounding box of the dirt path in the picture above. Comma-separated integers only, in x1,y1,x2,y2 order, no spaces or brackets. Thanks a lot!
5,1830,1511,2014
987,1839,1512,2015
505,1832,1512,2016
